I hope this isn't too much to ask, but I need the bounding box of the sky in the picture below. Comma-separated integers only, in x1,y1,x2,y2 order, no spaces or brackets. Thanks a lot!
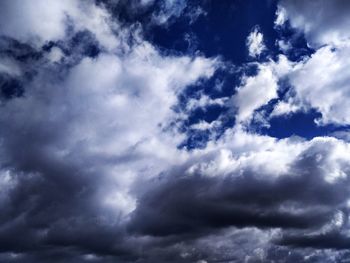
1,0,350,262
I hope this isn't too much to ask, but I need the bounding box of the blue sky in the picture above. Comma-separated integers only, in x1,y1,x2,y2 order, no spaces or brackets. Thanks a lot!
1,0,350,262
133,0,347,143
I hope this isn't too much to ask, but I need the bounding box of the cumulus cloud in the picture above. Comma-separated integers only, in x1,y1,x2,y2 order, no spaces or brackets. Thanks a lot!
129,130,350,260
0,0,119,50
233,64,277,124
0,0,219,261
246,27,266,58
1,0,350,262
272,0,350,126
233,55,291,124
288,44,350,125
279,0,350,47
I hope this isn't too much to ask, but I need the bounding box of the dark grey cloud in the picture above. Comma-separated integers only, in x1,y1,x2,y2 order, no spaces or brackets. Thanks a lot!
129,143,350,240
280,232,350,250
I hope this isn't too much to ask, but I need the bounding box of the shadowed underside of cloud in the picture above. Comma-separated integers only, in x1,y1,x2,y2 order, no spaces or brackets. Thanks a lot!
1,0,350,262
129,137,350,239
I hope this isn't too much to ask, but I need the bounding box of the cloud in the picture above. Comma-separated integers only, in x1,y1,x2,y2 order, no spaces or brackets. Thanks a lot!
233,64,278,124
0,0,219,261
0,0,118,50
274,5,287,27
0,4,220,263
246,27,266,58
279,0,350,48
152,0,187,25
1,0,350,262
288,44,350,125
129,131,350,260
232,55,291,124
271,0,350,126
99,0,204,27
271,100,300,117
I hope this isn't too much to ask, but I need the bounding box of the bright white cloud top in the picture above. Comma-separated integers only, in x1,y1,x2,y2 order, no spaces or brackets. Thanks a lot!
246,26,266,57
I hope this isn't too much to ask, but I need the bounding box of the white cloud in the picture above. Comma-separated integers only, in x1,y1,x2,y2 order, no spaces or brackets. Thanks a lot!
194,127,304,178
191,120,221,131
46,47,64,63
233,65,277,123
232,55,291,124
271,100,300,117
0,0,72,45
0,0,119,50
279,0,350,47
286,44,350,125
0,3,220,239
274,5,287,27
270,1,350,126
0,39,218,219
185,93,226,112
246,27,266,57
188,126,350,184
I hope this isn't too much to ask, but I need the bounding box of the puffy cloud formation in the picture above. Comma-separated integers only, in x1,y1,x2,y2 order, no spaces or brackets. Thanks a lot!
131,133,350,243
1,0,350,262
271,0,350,126
288,44,350,125
233,55,291,124
0,0,119,50
279,0,350,47
233,64,278,123
246,27,266,58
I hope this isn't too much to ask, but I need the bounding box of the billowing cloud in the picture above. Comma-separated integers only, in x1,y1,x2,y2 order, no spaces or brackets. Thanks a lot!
246,27,266,58
0,0,119,50
129,130,350,260
279,0,350,47
288,44,350,125
0,0,219,261
233,55,291,124
271,0,350,126
1,0,350,262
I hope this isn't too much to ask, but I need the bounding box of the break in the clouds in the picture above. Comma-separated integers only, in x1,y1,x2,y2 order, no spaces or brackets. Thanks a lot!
1,0,350,262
